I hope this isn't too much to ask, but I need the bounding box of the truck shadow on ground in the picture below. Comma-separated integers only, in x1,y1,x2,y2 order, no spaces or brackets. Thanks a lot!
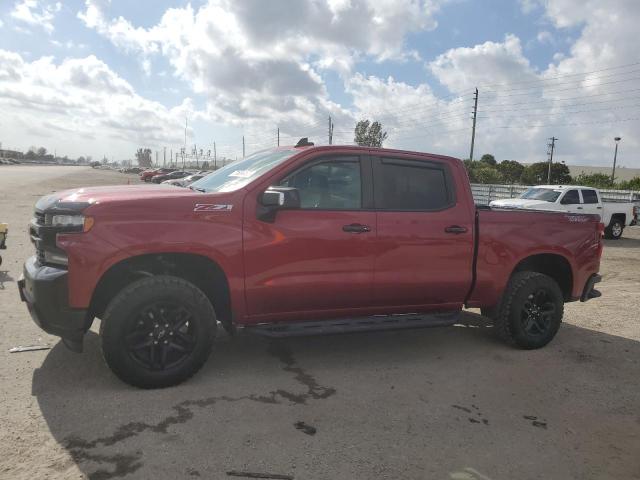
31,312,640,480
603,236,640,249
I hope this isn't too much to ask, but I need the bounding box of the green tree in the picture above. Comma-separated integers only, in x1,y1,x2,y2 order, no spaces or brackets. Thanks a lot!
462,159,504,184
520,162,572,185
474,165,503,184
618,177,640,190
479,154,497,166
572,173,613,188
497,160,525,184
36,147,47,157
354,119,388,147
135,148,153,167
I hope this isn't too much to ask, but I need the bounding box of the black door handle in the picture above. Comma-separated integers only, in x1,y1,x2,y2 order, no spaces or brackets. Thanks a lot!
342,223,371,233
444,225,468,234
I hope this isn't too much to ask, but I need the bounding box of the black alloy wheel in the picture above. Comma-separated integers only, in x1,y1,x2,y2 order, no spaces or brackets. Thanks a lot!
125,302,198,371
520,288,556,338
101,275,217,388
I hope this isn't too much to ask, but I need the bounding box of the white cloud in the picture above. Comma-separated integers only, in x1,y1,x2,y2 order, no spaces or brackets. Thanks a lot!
340,73,469,153
0,18,4,28
519,0,541,14
536,30,553,44
0,50,196,158
76,0,447,128
10,0,61,34
430,34,538,93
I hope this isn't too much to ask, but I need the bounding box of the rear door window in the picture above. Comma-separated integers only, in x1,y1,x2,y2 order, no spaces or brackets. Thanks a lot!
581,189,599,204
560,189,580,205
373,158,453,210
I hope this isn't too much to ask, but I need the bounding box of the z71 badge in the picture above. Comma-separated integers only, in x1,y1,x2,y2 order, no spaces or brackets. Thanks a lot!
194,204,233,212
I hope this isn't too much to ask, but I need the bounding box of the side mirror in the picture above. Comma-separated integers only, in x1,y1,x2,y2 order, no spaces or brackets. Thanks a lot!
261,190,285,207
257,187,300,222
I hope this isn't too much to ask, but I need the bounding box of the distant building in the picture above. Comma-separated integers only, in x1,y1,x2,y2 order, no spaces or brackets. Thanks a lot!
568,165,640,182
0,149,24,159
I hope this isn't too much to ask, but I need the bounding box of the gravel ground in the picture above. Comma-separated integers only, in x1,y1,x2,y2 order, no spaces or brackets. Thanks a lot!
0,165,638,480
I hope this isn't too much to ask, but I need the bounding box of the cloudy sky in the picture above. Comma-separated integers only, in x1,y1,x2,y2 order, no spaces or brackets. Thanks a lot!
0,0,638,167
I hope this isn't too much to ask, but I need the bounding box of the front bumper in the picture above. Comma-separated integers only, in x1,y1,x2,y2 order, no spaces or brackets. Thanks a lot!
580,273,602,302
18,255,88,352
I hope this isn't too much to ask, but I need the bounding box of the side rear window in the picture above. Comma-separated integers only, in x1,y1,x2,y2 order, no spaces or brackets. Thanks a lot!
373,158,453,210
581,189,599,204
561,189,580,205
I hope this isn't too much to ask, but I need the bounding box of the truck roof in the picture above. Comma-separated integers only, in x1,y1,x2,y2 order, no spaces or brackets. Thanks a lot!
533,185,599,190
277,143,462,163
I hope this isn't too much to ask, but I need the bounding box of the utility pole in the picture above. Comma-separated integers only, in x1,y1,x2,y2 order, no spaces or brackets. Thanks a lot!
183,116,188,167
170,148,173,165
163,147,166,167
155,151,158,166
611,136,622,184
328,116,334,145
242,136,245,158
213,141,217,169
277,127,280,147
469,88,478,161
547,137,557,184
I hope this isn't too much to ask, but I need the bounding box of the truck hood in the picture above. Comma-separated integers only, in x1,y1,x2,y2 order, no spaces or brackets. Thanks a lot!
35,184,201,212
490,198,557,209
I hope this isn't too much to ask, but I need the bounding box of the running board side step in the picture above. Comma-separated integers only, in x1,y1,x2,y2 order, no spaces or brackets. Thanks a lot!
243,311,461,338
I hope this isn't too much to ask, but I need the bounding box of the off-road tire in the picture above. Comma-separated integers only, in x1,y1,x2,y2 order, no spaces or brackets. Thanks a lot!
604,219,623,240
493,271,564,349
100,275,217,388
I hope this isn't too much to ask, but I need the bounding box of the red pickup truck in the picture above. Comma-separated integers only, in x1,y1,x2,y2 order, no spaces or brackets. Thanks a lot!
19,142,603,388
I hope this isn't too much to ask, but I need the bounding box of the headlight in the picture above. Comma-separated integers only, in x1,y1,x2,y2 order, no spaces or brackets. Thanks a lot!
46,214,94,232
49,214,85,227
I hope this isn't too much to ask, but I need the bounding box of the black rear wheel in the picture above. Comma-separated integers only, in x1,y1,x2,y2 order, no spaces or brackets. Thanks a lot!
605,219,623,240
494,271,564,349
101,275,217,388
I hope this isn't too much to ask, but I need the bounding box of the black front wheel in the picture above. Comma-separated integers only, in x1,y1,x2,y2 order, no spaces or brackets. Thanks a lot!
101,275,217,388
493,271,564,349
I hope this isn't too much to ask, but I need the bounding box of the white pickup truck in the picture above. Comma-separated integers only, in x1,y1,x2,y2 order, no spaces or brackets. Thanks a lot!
490,185,637,239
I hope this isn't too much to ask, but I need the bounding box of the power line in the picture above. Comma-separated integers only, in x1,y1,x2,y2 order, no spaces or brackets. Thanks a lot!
479,94,640,113
477,61,640,88
479,88,640,108
482,75,640,98
491,115,640,129
477,102,640,120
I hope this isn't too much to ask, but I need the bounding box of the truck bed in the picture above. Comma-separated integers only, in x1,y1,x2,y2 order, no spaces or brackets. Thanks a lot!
467,207,602,308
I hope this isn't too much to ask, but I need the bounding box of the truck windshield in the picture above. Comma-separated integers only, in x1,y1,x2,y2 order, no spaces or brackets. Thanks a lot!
520,188,562,202
189,149,298,193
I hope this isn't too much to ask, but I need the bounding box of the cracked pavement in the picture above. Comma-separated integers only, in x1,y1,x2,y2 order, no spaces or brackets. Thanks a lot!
1,166,639,480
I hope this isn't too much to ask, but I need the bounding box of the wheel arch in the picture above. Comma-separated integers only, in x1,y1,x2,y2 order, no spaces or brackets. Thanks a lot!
609,213,626,226
511,253,573,301
89,252,232,328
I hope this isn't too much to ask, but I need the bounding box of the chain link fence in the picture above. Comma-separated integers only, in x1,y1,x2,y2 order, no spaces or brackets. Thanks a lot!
471,184,640,206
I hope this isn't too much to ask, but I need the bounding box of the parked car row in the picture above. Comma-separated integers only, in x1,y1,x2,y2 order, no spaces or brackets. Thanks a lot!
137,167,211,187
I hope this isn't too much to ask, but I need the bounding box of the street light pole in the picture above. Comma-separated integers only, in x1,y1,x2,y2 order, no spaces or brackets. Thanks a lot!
611,136,621,184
